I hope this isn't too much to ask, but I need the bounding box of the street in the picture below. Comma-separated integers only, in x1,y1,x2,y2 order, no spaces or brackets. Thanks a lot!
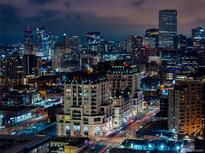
87,106,160,152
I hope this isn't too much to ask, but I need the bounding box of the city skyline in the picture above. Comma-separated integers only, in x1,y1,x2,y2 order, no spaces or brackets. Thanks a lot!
0,0,205,153
1,0,205,43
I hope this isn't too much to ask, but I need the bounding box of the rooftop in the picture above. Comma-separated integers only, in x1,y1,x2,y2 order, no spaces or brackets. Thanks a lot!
121,139,182,153
64,71,107,84
107,63,138,75
51,137,89,148
0,135,51,153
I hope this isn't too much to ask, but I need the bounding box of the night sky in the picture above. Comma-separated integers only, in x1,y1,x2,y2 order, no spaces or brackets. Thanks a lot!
0,0,205,43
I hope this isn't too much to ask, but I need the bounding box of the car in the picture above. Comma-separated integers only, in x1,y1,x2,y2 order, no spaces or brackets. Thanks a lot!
11,132,16,135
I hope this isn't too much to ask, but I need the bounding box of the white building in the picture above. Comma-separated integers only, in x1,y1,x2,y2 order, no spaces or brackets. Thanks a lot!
57,72,113,137
107,64,145,128
57,64,145,138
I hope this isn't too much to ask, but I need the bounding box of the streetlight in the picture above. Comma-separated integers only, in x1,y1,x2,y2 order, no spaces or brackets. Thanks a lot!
159,144,165,151
176,145,180,152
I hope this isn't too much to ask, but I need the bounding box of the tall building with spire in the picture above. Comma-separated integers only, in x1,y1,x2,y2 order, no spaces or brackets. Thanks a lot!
24,25,33,54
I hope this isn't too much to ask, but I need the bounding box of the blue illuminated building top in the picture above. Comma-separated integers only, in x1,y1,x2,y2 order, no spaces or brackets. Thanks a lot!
121,139,182,153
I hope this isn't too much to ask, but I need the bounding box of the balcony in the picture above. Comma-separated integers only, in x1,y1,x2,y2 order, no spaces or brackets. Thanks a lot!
91,98,97,101
72,117,81,120
91,103,97,106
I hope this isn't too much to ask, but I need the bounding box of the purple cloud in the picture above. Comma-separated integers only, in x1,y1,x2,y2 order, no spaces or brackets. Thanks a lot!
0,0,205,43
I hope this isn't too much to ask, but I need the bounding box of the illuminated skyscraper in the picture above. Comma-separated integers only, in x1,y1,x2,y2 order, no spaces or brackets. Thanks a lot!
23,54,38,76
159,10,177,49
47,32,58,60
192,27,205,49
36,27,49,59
176,34,187,50
1,53,25,84
24,25,33,54
86,32,102,52
63,34,80,51
127,35,143,53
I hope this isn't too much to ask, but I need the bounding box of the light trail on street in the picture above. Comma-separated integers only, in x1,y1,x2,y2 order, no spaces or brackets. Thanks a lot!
94,106,160,147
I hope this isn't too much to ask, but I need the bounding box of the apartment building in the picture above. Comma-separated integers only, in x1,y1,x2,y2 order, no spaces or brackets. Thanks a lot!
56,72,113,137
168,78,204,137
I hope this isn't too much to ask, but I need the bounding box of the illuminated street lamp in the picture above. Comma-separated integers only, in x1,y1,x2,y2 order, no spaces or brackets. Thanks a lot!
159,144,165,151
176,145,180,151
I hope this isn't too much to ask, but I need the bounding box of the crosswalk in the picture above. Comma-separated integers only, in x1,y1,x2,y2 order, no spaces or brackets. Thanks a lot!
95,136,137,148
96,139,123,147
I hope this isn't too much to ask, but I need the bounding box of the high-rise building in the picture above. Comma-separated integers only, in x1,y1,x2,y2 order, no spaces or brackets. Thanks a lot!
159,95,168,118
105,41,116,52
86,32,102,52
60,53,80,72
37,27,45,49
36,27,50,59
52,45,73,71
24,26,33,54
107,63,145,121
127,36,143,54
107,63,141,99
192,27,205,49
168,78,204,137
56,72,113,137
63,34,80,50
47,32,58,60
144,28,159,48
23,54,38,76
0,53,25,84
143,37,157,49
159,10,177,49
176,35,187,50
